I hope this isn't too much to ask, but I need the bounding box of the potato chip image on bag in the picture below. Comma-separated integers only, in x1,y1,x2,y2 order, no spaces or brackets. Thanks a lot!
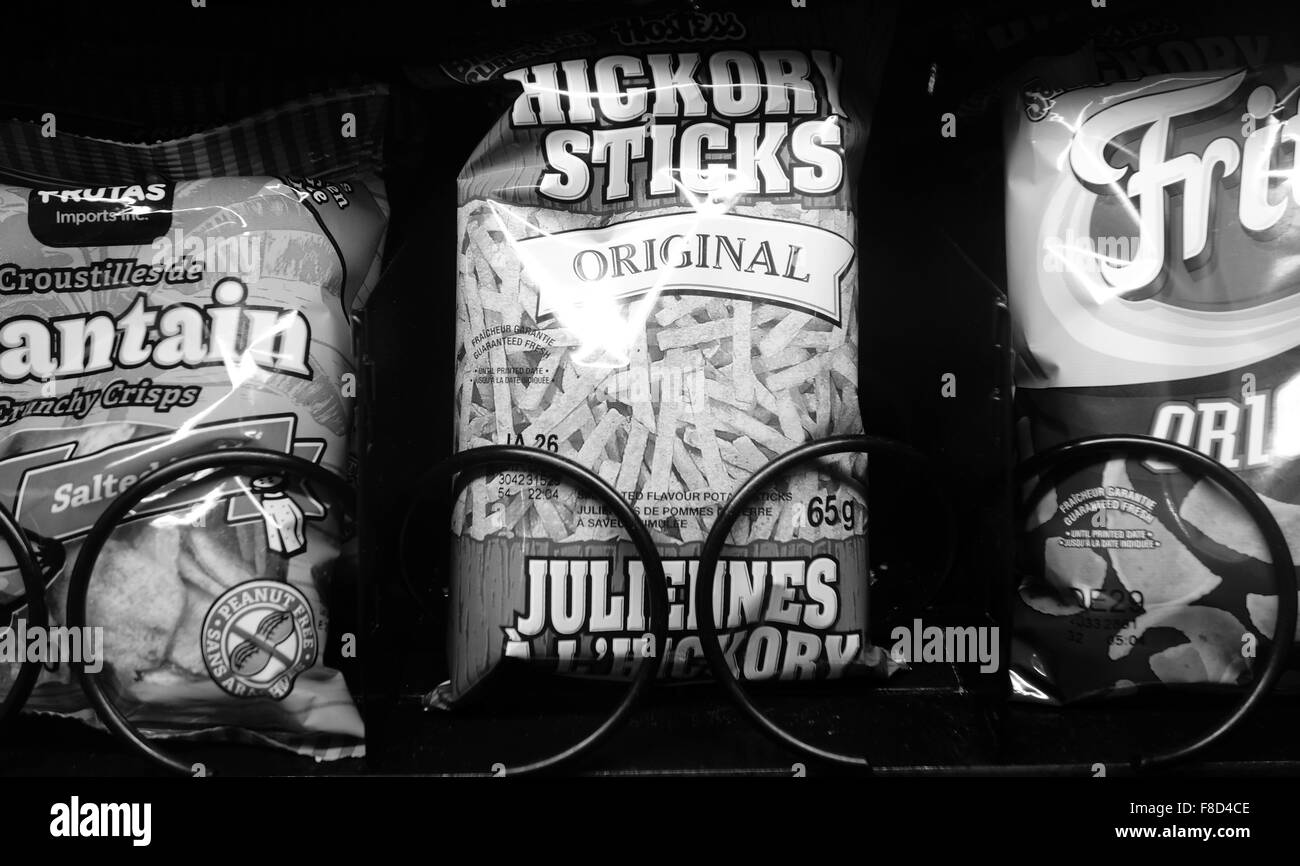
0,89,388,757
427,1,897,707
1005,47,1300,703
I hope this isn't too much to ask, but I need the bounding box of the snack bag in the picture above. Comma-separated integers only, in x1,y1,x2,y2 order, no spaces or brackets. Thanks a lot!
434,1,896,706
1005,46,1300,703
0,89,388,757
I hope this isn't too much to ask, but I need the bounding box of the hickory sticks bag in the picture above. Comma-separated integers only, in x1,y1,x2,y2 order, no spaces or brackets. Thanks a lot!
433,1,896,706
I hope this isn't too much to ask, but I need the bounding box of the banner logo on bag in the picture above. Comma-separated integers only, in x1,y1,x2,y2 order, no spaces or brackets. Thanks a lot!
514,212,852,325
0,414,327,541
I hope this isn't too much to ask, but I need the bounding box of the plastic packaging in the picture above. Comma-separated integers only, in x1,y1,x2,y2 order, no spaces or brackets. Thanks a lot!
0,90,388,757
433,1,896,706
1005,44,1300,703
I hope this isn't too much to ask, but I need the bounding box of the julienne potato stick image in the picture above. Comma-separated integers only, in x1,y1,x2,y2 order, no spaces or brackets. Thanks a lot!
0,89,388,758
1005,42,1300,703
427,1,896,706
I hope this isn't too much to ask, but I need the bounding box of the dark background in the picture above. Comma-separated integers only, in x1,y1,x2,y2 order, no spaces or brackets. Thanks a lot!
0,0,1293,777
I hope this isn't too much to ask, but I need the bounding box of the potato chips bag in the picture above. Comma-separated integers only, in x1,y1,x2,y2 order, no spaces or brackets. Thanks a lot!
433,1,896,706
1005,43,1300,702
0,89,387,757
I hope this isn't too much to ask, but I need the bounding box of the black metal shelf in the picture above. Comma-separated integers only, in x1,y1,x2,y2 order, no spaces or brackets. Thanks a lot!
6,661,1297,777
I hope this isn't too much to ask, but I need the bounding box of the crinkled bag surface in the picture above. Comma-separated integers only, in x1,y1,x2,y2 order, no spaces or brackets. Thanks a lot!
0,92,388,757
433,1,897,707
1006,47,1300,703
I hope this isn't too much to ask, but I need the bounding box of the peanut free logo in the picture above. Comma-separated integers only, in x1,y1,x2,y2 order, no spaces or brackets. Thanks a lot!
202,580,316,699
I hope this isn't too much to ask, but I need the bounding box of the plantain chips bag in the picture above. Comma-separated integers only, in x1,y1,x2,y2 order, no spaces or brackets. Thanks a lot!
0,89,388,757
431,1,897,707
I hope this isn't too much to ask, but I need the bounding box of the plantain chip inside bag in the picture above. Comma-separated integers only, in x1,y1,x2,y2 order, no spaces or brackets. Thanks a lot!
0,91,388,757
1005,42,1300,703
427,1,897,708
